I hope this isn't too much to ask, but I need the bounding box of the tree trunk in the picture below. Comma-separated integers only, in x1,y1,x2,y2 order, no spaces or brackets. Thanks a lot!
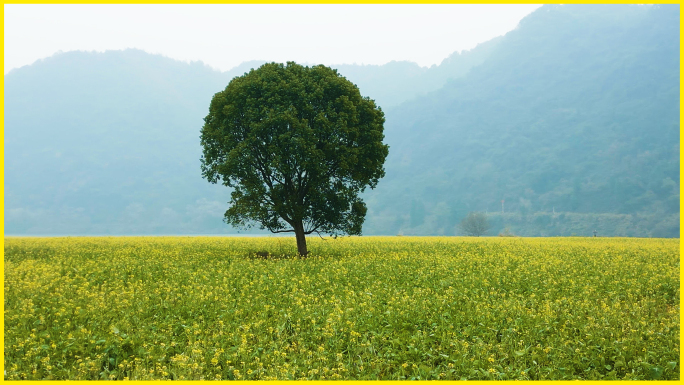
294,221,308,256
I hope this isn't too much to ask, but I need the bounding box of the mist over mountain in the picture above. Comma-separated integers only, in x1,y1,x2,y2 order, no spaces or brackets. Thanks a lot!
334,36,501,108
364,4,679,237
4,4,679,237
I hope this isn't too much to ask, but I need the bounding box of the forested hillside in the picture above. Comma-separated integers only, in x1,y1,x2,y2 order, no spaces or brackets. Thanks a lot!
4,4,679,237
6,50,227,234
363,4,679,237
334,36,501,108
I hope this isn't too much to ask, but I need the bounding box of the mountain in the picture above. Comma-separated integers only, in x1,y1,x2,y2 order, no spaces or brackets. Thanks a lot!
5,50,229,234
362,4,679,237
333,36,501,108
4,4,679,237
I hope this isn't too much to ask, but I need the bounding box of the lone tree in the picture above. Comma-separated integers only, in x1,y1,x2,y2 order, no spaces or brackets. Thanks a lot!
200,62,389,256
459,212,490,236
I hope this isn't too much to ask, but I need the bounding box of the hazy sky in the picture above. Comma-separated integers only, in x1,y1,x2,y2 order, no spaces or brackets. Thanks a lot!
4,4,542,74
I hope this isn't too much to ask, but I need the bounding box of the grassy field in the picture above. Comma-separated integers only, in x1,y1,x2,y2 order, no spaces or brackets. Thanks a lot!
3,236,679,380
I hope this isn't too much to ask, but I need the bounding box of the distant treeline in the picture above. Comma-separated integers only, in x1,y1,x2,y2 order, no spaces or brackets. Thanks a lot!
394,209,678,238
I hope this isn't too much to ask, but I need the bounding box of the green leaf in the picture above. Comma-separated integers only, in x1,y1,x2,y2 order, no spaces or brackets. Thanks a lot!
648,366,663,380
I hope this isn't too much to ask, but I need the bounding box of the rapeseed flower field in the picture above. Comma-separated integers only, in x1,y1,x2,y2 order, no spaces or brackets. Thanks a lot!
3,236,679,380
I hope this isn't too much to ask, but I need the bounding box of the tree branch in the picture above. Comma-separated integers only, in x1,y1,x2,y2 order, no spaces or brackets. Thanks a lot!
305,228,328,241
303,225,320,235
270,229,296,234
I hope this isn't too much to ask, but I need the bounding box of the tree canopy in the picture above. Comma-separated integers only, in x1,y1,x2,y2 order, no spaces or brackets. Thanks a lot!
200,62,389,255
